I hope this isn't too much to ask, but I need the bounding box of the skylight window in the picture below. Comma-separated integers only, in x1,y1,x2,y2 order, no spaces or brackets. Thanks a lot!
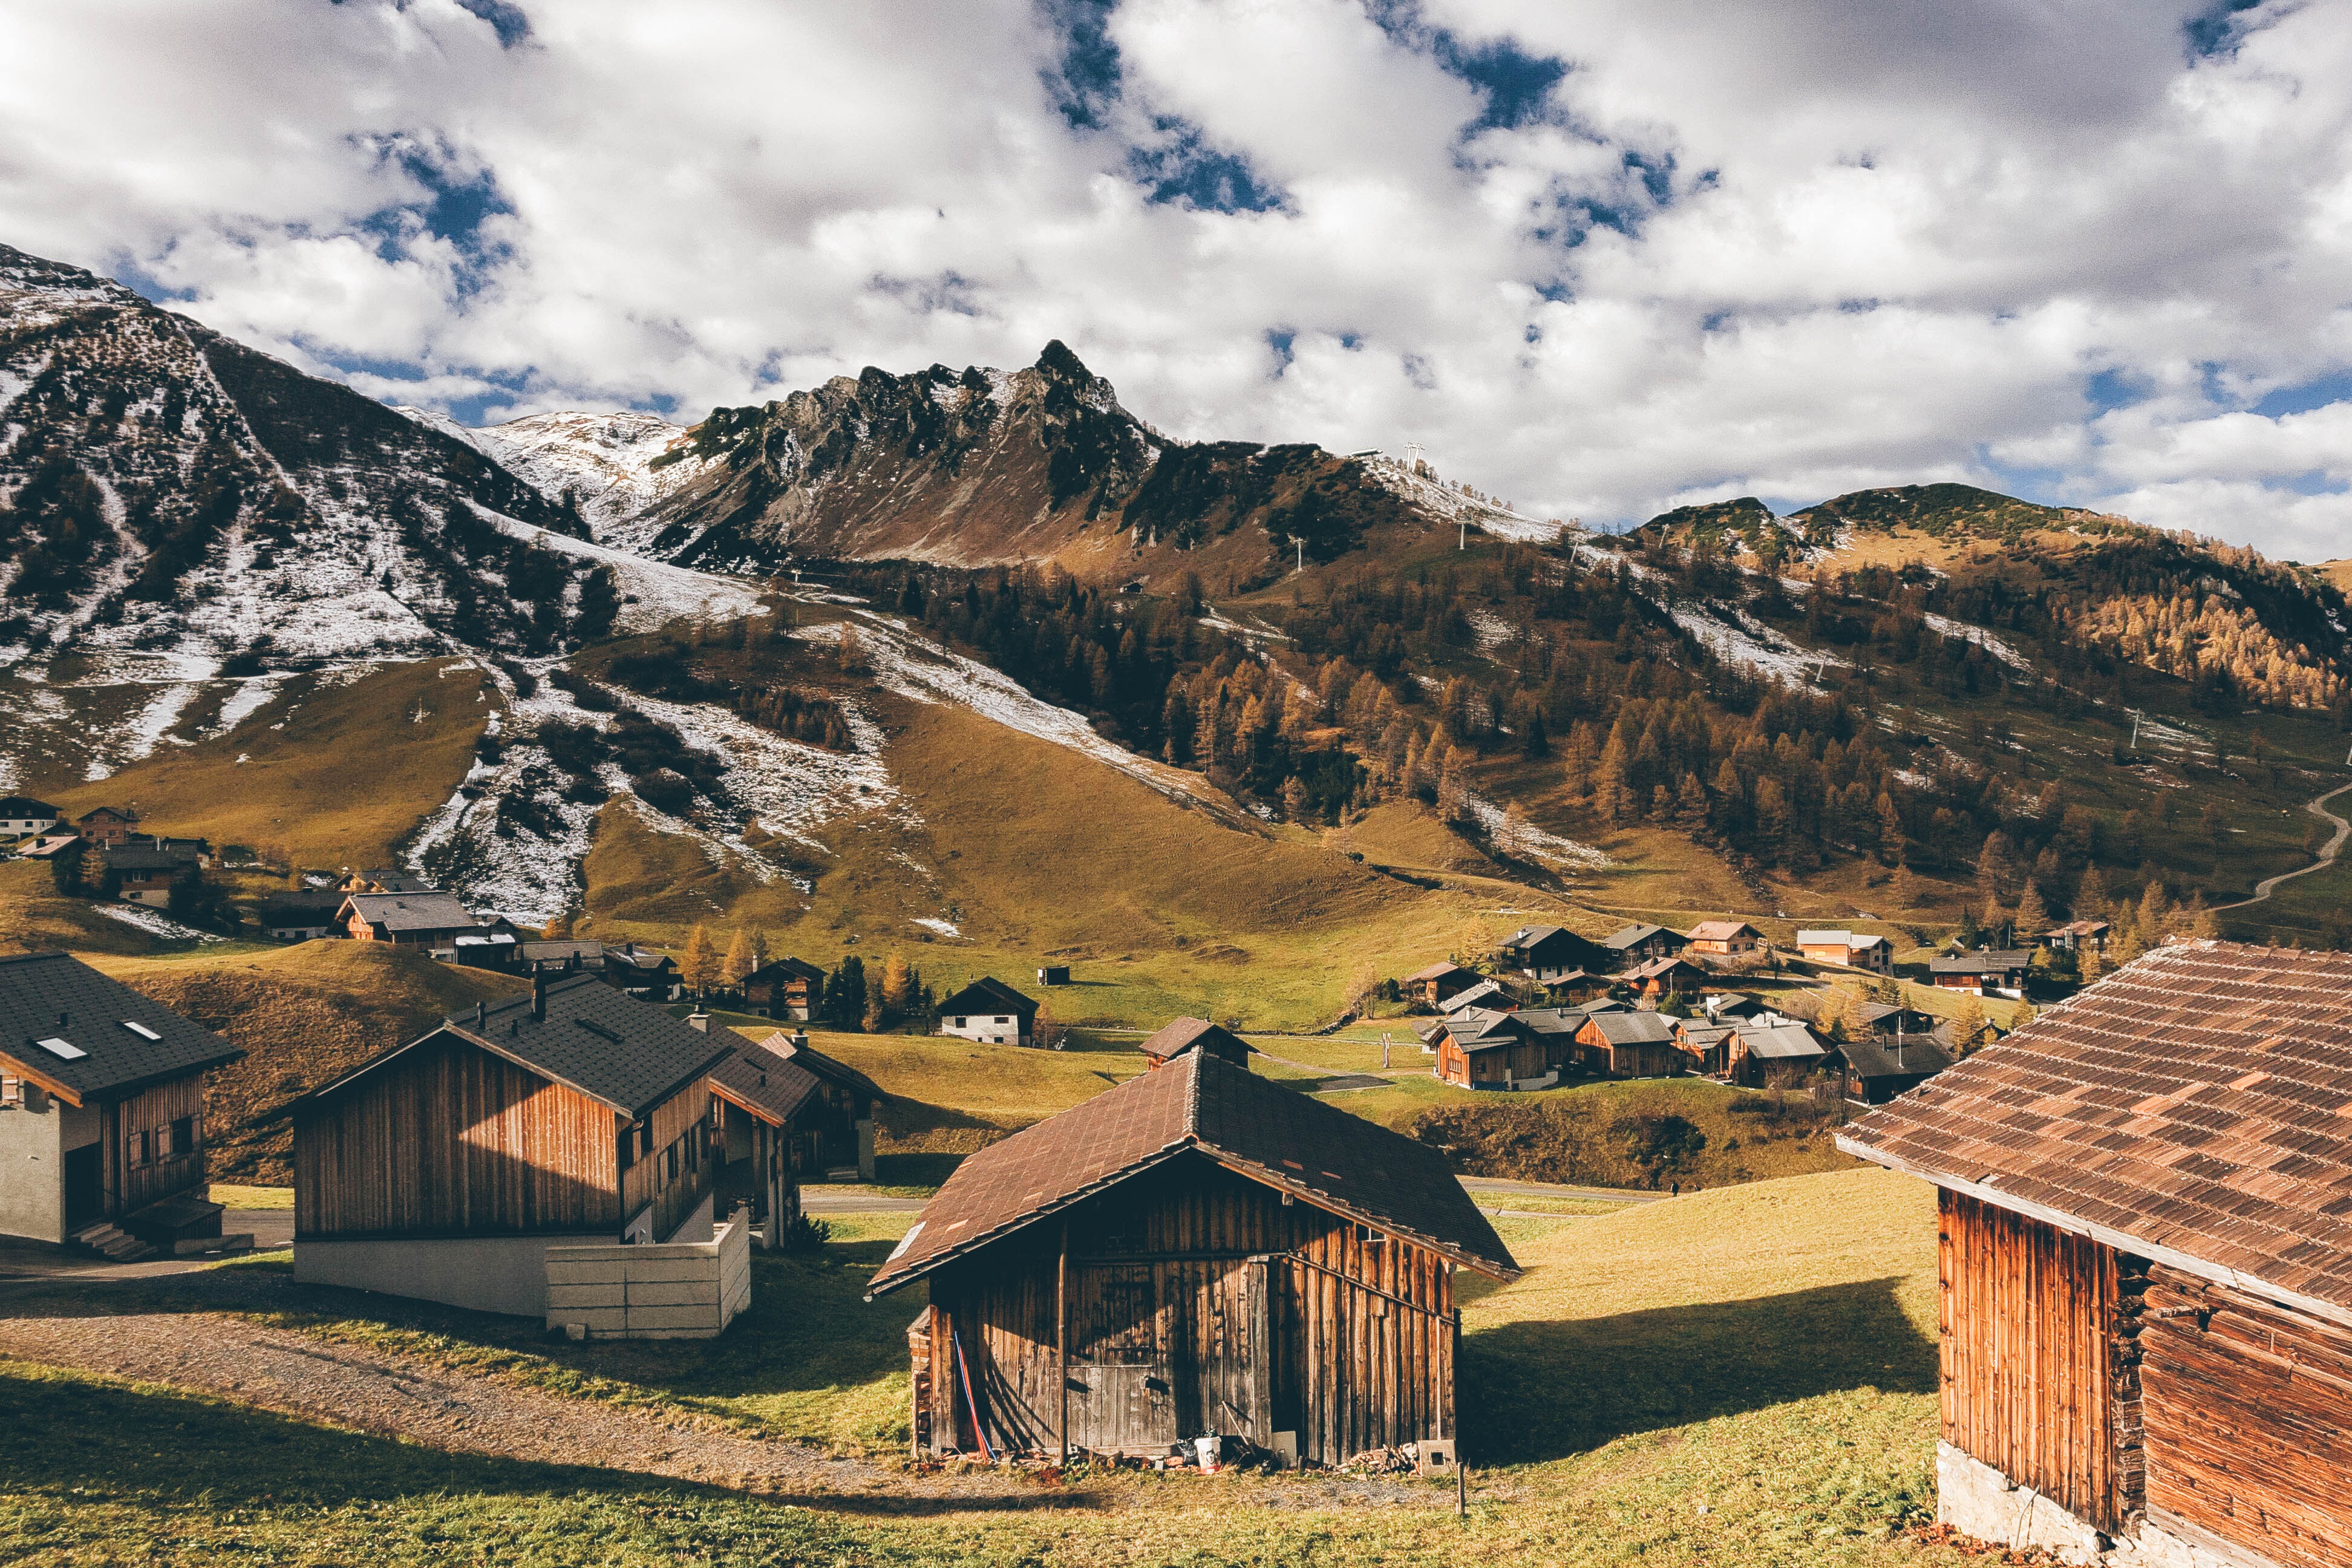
120,1021,160,1040
34,1037,87,1060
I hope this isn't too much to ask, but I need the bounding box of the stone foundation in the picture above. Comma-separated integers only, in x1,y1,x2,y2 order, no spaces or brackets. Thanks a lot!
1937,1444,2282,1568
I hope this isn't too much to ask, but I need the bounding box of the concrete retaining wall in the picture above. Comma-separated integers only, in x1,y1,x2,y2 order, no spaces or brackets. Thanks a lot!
1937,1443,2276,1568
545,1212,751,1340
296,1231,608,1318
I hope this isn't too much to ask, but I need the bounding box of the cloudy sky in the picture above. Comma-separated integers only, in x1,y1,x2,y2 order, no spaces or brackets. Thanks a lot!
6,0,2350,556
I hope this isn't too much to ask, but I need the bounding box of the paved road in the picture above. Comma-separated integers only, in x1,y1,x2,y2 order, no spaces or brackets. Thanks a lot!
2213,780,2352,911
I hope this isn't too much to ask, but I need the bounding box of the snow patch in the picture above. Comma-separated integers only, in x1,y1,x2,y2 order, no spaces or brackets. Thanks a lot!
96,904,226,943
913,917,961,938
1465,793,1612,871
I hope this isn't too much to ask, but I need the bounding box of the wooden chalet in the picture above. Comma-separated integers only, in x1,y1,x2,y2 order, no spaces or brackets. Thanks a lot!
1684,920,1762,956
291,972,736,1316
1498,923,1610,985
258,888,348,942
1728,1021,1827,1086
1136,1017,1252,1071
705,1035,817,1249
100,838,208,905
1929,949,2030,998
760,1029,886,1178
938,976,1038,1047
1671,1019,1737,1076
742,955,826,1020
74,806,140,848
336,868,434,894
870,1050,1520,1466
1828,1032,1955,1106
339,889,481,947
1432,1007,1556,1090
0,795,60,837
1621,954,1708,999
515,941,680,1002
1599,923,1688,967
1794,929,1890,972
1402,960,1481,1008
1838,942,2352,1568
1573,1010,1680,1077
2044,918,2110,954
0,953,246,1257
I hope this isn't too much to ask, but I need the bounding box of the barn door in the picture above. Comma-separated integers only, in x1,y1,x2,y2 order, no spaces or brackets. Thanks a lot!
1065,1263,1177,1455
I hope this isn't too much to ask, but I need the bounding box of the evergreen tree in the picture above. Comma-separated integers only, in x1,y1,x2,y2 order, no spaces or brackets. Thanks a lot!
751,928,770,970
48,839,84,895
824,955,868,1028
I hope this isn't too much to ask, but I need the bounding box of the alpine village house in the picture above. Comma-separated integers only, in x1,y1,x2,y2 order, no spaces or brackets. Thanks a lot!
872,1045,1518,1468
292,972,736,1317
937,976,1039,1047
1840,942,2352,1568
0,953,244,1257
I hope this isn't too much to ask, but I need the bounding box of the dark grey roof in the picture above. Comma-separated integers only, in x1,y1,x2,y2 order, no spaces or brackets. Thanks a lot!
102,842,205,872
1932,949,2031,974
0,796,59,816
342,890,477,933
1516,1006,1588,1036
1588,1011,1677,1045
766,1032,887,1103
0,952,242,1102
746,955,826,984
519,940,606,962
1440,979,1509,1013
1741,1022,1828,1059
1505,923,1566,947
1835,1034,1956,1080
939,976,1036,1016
309,972,732,1119
708,1036,822,1125
258,889,347,918
1602,923,1674,950
354,870,433,893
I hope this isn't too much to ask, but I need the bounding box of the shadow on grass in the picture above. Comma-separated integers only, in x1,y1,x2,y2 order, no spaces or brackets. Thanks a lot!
0,1360,1096,1523
1465,1276,1935,1464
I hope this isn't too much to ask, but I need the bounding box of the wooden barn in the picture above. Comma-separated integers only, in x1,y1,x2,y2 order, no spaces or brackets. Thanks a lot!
1135,1017,1252,1071
1401,961,1481,1008
1498,923,1610,985
1574,1010,1679,1077
1839,941,2352,1568
1431,1008,1553,1090
1599,923,1688,967
870,1050,1518,1466
339,889,482,947
0,952,244,1258
292,972,736,1316
741,955,826,1020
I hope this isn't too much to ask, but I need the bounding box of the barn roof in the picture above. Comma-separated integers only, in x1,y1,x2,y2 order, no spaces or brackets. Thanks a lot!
1834,1033,1955,1081
307,972,732,1120
1403,961,1475,984
1930,949,2031,975
746,955,826,984
1601,923,1679,950
938,975,1037,1016
0,952,243,1104
1687,920,1760,942
1739,1022,1826,1059
1135,1016,1252,1062
763,1031,887,1103
341,890,477,933
1586,1011,1677,1045
868,1050,1519,1297
1439,979,1510,1013
1840,941,2352,1324
707,1034,822,1125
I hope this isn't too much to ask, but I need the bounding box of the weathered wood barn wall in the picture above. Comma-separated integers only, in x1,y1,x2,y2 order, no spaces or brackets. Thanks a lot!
916,1157,1458,1465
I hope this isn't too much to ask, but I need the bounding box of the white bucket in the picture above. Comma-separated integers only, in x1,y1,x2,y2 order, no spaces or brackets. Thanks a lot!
1194,1436,1220,1472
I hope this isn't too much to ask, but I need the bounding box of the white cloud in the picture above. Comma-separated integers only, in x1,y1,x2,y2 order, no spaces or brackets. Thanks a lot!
3,0,2351,556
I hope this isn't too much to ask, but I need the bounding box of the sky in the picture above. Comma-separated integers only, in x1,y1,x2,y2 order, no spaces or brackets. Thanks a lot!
5,0,2351,557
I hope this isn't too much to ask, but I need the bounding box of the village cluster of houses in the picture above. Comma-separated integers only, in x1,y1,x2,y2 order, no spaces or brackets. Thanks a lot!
4,799,222,907
1403,918,1961,1104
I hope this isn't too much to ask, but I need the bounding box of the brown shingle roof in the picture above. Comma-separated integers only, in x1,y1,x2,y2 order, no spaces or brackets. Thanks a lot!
868,1051,1518,1296
1839,941,2352,1324
1135,1016,1251,1062
1688,920,1760,942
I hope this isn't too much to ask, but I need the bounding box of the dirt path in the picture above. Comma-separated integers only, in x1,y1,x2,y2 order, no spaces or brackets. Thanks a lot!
0,1307,921,1503
2213,780,2352,912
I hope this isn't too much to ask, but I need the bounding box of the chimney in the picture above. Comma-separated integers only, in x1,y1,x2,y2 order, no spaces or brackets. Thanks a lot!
532,972,547,1022
688,1011,710,1033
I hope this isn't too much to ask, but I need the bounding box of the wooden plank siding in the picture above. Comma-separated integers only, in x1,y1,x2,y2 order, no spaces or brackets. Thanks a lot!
620,1076,712,1241
294,1034,620,1239
1936,1190,2123,1532
2140,1266,2352,1568
924,1155,1455,1465
103,1070,207,1218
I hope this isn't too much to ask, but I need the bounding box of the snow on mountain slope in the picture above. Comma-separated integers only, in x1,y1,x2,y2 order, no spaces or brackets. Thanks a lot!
464,410,720,551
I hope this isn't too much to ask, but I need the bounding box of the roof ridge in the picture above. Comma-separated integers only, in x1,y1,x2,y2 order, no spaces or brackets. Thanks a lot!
0,950,71,967
1183,1047,1203,1140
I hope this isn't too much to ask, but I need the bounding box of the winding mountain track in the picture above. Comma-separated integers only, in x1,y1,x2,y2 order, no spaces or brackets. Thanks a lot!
2213,780,2352,912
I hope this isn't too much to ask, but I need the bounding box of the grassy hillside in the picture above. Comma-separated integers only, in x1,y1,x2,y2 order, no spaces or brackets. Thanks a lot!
85,941,524,1183
0,1166,1962,1566
30,658,495,871
0,861,180,957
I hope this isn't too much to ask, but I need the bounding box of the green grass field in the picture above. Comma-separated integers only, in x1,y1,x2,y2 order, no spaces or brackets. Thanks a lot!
0,1169,1967,1566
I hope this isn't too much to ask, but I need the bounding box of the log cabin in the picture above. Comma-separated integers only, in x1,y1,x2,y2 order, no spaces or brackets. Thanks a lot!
869,1049,1519,1466
1620,954,1708,999
1826,1033,1954,1106
1599,923,1688,967
74,806,140,848
1838,941,2352,1568
1431,1008,1554,1090
1928,949,2031,997
0,952,244,1257
339,889,482,946
938,976,1038,1047
1727,1021,1827,1086
1136,1018,1252,1071
741,955,826,1020
291,971,736,1316
732,1028,884,1180
705,1034,810,1251
1498,923,1610,985
1573,1010,1680,1077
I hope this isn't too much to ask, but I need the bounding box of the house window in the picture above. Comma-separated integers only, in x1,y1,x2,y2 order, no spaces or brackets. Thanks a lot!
134,1129,153,1165
0,1074,17,1108
172,1115,195,1155
639,1123,654,1157
617,1130,635,1171
995,1016,1008,1024
953,1016,967,1028
667,1144,679,1181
